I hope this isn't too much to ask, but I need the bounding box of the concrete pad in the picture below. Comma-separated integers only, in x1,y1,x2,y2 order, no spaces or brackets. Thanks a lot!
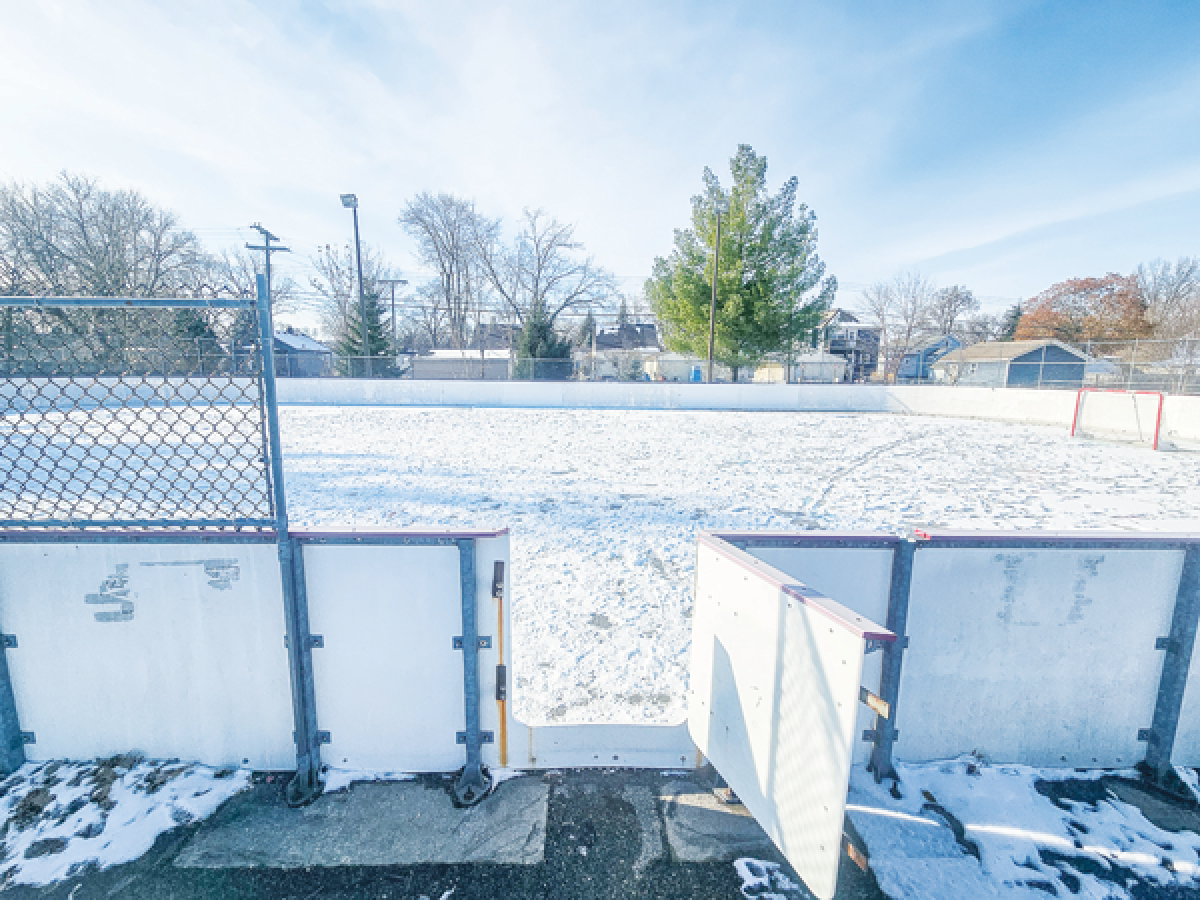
660,783,775,862
175,776,548,868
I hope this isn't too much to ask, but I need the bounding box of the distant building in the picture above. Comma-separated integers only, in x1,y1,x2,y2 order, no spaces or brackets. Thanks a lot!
273,331,333,377
895,335,964,382
593,323,660,351
932,340,1087,389
411,349,512,380
813,309,880,381
751,352,847,384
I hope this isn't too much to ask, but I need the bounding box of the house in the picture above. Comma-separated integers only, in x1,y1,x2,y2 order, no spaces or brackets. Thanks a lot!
896,335,964,382
273,331,333,377
932,340,1088,389
576,323,662,380
411,349,512,380
753,352,847,384
644,353,731,382
813,309,880,381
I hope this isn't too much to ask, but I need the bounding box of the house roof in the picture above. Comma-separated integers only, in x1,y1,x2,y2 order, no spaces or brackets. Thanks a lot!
935,339,1087,364
274,332,331,353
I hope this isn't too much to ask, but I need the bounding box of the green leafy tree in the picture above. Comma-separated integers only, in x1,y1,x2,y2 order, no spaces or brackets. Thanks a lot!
647,145,835,381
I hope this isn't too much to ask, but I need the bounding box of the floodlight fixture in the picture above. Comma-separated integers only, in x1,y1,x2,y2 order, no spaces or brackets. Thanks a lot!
340,193,358,209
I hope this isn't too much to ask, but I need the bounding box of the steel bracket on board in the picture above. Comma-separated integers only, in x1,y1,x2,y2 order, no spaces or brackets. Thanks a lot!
457,731,494,744
19,732,34,745
1138,728,1156,745
1156,637,1180,653
453,636,492,650
863,728,898,742
0,635,15,650
294,730,332,745
284,634,324,649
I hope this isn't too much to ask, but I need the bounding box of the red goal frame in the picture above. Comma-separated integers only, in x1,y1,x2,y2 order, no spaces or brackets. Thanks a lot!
1070,388,1165,450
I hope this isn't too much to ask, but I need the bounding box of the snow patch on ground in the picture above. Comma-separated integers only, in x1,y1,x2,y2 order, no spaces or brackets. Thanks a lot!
320,767,416,794
733,856,808,898
0,757,249,887
847,758,1200,899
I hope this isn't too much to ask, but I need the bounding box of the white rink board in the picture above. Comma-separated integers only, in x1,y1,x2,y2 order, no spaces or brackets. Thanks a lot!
740,545,893,766
302,536,510,772
690,540,881,900
898,547,1184,767
0,539,294,768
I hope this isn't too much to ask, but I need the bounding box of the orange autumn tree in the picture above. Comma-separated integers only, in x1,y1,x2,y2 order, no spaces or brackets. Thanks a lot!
1014,274,1151,343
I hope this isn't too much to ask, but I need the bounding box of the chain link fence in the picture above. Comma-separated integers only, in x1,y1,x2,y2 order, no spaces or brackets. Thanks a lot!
1,297,275,529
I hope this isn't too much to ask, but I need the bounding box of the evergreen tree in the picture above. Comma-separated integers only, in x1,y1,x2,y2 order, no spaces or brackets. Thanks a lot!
577,309,597,347
647,145,835,381
515,308,573,379
335,290,394,375
999,303,1023,340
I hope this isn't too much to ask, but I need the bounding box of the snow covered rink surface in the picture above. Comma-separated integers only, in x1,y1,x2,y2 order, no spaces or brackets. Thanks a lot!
279,405,1200,727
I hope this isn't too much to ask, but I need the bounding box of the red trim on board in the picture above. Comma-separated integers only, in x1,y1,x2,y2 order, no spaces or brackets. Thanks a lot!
696,532,896,641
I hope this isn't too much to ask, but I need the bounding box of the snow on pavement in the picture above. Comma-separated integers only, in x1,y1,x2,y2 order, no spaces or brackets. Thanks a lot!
278,405,1200,727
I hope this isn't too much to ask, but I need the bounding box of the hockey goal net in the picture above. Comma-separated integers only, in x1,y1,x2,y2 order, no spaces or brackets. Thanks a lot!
1070,388,1164,450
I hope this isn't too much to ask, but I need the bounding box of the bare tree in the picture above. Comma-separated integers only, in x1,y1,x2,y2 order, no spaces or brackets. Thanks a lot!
399,193,491,349
204,247,297,311
309,242,397,348
0,172,208,297
857,281,894,379
1138,257,1200,342
474,209,616,328
924,285,980,336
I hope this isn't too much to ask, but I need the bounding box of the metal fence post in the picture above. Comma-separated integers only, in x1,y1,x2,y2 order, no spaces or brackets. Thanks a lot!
453,538,492,806
256,275,323,806
0,633,26,774
1142,545,1200,784
870,537,917,781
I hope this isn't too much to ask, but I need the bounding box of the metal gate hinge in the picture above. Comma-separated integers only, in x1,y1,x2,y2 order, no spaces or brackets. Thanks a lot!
1138,728,1156,744
453,636,491,649
19,732,35,744
457,731,494,744
1156,637,1179,653
284,635,324,649
0,635,16,649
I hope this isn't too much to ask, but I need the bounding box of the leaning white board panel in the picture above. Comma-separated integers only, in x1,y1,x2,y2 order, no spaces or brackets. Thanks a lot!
302,535,509,772
0,540,294,768
739,544,893,766
898,547,1184,767
689,537,892,900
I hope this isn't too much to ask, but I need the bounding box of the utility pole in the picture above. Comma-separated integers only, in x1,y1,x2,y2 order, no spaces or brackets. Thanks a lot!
340,194,370,377
246,224,290,374
378,278,408,353
706,200,728,384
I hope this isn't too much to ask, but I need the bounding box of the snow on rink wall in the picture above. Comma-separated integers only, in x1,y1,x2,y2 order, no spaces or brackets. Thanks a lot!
0,528,697,773
275,379,1200,450
709,531,1200,769
690,534,895,900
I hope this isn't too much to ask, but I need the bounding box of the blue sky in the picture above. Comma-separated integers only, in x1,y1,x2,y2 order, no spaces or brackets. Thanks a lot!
2,0,1198,323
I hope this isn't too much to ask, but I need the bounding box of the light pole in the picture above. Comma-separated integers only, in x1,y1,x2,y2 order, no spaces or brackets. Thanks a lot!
706,197,729,384
340,194,370,377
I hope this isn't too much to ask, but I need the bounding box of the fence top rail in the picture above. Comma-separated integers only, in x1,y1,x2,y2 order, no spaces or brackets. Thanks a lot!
292,526,510,543
704,530,901,549
0,528,280,544
917,530,1199,550
699,532,896,641
0,295,256,310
